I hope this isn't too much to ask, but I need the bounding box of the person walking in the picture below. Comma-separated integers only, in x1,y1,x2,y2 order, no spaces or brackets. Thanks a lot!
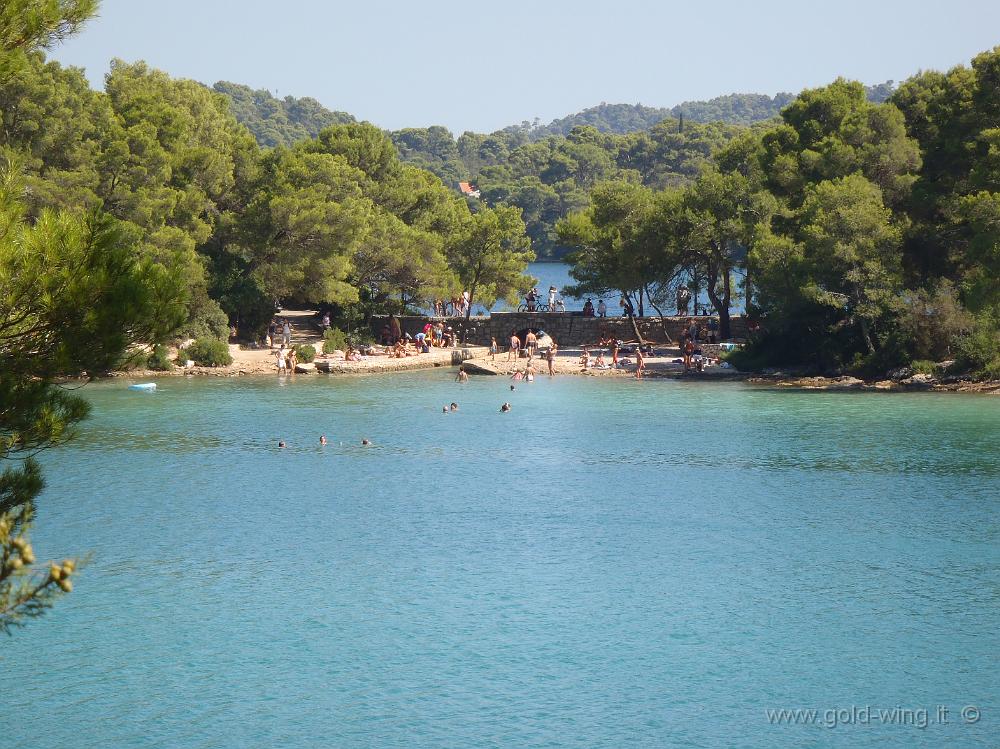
268,319,277,349
282,319,291,346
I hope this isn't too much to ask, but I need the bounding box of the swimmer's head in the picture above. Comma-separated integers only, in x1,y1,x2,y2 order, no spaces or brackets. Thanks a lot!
361,438,371,446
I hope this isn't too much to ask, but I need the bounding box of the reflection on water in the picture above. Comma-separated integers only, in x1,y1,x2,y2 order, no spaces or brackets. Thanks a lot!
5,373,999,749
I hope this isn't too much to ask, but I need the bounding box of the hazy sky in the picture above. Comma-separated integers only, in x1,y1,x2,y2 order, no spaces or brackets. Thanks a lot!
51,0,1000,134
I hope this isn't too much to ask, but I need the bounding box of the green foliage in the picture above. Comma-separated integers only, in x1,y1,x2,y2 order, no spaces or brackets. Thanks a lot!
213,81,355,148
910,359,938,374
147,344,173,371
952,309,1000,378
322,327,348,354
294,343,316,363
447,204,535,314
180,337,232,367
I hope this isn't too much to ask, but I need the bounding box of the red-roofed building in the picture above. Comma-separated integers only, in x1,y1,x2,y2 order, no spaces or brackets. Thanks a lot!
458,181,481,199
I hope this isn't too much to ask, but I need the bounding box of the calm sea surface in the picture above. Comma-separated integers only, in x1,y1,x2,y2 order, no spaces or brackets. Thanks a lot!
3,373,998,748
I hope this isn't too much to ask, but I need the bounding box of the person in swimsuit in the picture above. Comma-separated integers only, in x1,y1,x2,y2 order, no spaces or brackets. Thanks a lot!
500,402,511,412
490,337,498,361
635,346,645,379
508,333,520,361
456,367,469,383
546,342,557,376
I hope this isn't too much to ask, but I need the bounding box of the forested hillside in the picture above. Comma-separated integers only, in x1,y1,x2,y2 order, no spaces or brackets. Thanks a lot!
212,81,355,148
1,53,533,344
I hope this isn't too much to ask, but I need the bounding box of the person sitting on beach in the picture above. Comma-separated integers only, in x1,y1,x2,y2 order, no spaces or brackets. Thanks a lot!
595,352,606,368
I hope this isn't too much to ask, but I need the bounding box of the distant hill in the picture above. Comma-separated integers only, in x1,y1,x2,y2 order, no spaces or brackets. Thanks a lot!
515,82,895,139
213,81,354,148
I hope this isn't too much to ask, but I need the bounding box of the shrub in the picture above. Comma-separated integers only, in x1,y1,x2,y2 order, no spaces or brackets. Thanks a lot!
294,344,316,363
910,359,938,375
323,328,348,354
180,338,232,367
952,309,1000,379
147,344,173,371
896,281,973,361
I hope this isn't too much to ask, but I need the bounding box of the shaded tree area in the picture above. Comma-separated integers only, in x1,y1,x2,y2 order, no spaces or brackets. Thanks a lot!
558,59,1000,379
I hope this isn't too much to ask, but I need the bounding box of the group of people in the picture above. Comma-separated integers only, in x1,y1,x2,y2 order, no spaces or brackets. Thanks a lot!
432,292,471,317
274,344,298,373
380,315,458,353
266,318,292,349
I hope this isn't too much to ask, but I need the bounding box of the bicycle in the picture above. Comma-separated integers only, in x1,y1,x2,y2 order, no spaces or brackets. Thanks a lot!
517,302,549,312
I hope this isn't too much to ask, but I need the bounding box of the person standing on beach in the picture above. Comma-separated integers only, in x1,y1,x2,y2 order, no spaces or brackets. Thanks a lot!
525,330,537,357
268,319,277,349
508,332,520,361
611,340,619,368
635,346,645,379
282,319,291,346
490,337,498,361
597,299,607,317
276,345,287,373
546,341,557,376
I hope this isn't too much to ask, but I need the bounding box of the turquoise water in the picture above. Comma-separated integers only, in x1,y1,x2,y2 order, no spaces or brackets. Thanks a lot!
3,373,998,748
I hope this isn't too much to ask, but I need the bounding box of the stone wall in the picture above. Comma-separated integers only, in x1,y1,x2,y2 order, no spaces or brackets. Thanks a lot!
372,313,746,347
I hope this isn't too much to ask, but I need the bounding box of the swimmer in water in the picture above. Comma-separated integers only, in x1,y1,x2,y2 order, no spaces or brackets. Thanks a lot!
442,406,449,413
361,438,371,446
510,384,515,391
278,441,286,448
319,435,327,445
450,402,459,412
456,367,468,383
500,402,511,412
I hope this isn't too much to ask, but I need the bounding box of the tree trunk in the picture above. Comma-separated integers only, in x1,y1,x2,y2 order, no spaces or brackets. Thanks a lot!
705,260,732,340
462,278,479,345
624,290,644,344
637,286,644,317
644,285,673,343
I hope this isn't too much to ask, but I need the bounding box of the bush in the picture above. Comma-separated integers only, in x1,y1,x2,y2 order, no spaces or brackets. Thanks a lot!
179,338,233,367
323,328,348,354
147,344,173,371
910,359,938,375
896,281,973,361
294,344,316,363
952,309,1000,379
